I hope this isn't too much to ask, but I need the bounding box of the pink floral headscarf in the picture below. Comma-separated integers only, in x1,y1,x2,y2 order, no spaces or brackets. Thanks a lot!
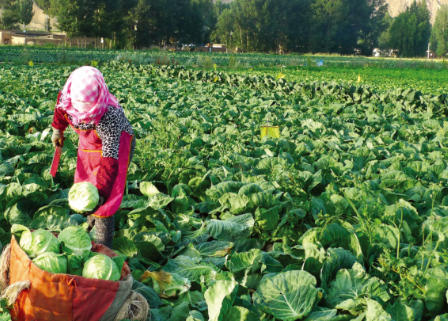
56,66,119,125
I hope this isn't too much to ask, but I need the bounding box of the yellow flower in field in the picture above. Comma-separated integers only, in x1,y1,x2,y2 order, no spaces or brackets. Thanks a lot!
357,75,361,83
91,61,98,67
28,61,34,67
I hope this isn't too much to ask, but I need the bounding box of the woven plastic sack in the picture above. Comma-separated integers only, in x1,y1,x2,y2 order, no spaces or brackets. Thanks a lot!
8,236,133,321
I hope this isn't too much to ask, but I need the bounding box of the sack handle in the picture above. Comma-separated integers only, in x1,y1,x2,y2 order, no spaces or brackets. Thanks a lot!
0,244,11,293
0,244,30,308
0,280,30,307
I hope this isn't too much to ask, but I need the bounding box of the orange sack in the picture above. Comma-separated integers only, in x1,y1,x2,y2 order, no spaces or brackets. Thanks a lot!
8,236,133,321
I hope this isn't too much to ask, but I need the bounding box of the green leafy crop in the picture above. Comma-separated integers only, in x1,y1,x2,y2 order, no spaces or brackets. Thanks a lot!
0,55,447,320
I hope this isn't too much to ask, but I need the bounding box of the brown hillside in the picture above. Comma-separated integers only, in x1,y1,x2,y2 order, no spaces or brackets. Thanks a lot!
26,2,58,31
387,0,448,23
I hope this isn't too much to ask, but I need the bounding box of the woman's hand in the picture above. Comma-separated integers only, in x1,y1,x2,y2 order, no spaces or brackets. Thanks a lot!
51,128,64,148
98,195,106,208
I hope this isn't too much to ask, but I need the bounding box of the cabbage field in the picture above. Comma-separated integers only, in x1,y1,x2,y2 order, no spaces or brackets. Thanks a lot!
1,58,448,321
0,46,446,69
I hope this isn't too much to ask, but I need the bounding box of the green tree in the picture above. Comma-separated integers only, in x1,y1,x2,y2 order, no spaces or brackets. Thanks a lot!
108,0,138,48
231,0,258,51
54,0,120,39
378,12,393,50
33,0,395,52
54,0,92,38
285,0,313,52
130,0,214,48
176,0,207,44
52,0,137,47
389,0,430,57
130,0,156,48
0,0,20,29
189,0,216,44
35,0,50,11
1,8,19,29
310,0,349,52
259,0,290,52
432,5,448,57
230,0,288,52
17,0,34,27
53,0,77,37
335,0,372,54
310,0,374,54
213,0,380,54
358,0,389,54
213,8,234,48
213,0,230,17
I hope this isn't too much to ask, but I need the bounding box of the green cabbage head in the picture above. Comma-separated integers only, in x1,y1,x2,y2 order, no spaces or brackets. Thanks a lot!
70,214,86,225
58,226,92,258
19,229,60,258
82,254,121,281
33,252,68,274
68,182,99,213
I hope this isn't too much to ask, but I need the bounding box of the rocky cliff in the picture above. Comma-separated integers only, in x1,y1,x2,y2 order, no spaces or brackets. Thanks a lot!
26,2,57,31
387,0,448,23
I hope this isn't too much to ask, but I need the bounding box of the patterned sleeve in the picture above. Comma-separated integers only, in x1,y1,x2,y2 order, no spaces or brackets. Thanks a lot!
51,92,69,131
95,108,124,199
96,108,123,160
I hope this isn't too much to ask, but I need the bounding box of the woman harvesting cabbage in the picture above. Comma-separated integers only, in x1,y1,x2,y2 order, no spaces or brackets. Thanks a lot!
51,66,135,248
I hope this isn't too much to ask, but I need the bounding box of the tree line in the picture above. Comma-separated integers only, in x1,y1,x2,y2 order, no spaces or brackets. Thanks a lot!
1,0,448,57
212,0,389,55
0,0,216,49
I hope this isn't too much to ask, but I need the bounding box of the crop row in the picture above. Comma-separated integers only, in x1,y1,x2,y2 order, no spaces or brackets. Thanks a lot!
0,46,444,69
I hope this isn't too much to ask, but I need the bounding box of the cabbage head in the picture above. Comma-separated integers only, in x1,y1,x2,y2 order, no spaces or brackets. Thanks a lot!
33,252,67,274
20,229,60,258
69,182,99,213
82,254,121,281
70,214,86,225
58,226,92,258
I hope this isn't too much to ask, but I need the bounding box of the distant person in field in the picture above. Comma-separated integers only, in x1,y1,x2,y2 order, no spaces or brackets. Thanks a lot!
51,66,135,248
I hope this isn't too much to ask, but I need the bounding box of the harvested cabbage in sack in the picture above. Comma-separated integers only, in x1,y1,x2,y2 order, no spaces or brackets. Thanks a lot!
33,252,68,274
68,182,99,213
19,229,60,258
82,254,121,281
67,254,84,276
58,226,92,258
